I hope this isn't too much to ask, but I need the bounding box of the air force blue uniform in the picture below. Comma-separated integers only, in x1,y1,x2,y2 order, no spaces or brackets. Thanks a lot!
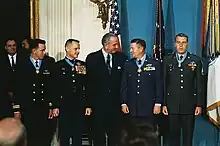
121,54,163,117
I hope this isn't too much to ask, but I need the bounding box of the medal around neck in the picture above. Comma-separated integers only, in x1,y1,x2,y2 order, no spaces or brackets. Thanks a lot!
137,68,142,73
36,69,39,74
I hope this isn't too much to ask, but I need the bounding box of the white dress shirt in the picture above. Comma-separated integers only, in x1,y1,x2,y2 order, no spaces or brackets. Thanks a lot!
8,53,17,67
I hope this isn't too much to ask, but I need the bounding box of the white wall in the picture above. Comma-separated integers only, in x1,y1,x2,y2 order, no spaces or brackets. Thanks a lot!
39,0,109,61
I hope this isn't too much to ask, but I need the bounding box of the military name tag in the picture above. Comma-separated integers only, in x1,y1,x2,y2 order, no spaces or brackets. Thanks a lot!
144,67,155,71
43,70,50,75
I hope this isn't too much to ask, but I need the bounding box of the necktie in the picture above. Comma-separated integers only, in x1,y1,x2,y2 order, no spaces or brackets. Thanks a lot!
35,61,39,68
138,60,142,65
69,59,75,65
11,56,15,71
106,54,111,74
179,55,183,60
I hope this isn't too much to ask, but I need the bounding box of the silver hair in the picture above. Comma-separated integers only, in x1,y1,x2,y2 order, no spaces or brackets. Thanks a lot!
101,33,117,46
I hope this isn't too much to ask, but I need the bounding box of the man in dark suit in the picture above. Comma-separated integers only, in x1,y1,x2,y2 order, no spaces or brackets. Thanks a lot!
52,39,92,146
86,33,127,146
121,39,163,132
162,33,203,146
13,39,55,146
1,38,23,98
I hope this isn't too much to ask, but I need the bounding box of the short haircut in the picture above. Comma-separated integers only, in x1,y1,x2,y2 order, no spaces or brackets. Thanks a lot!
64,39,80,48
120,118,158,146
5,38,16,46
130,39,146,50
101,33,117,46
22,38,29,43
29,39,46,50
175,33,188,42
0,118,27,146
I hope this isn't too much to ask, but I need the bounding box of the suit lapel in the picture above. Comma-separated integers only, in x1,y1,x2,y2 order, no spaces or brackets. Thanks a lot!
111,53,116,73
98,50,110,75
171,54,178,68
181,52,191,67
141,55,149,69
26,59,36,74
5,55,12,68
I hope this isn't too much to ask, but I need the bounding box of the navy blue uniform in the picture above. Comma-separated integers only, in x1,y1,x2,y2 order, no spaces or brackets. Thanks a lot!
121,55,163,117
13,56,56,146
121,55,163,133
0,59,13,120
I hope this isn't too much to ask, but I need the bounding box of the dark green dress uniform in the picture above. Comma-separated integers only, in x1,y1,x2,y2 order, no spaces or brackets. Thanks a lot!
13,56,56,146
54,58,88,146
163,52,203,146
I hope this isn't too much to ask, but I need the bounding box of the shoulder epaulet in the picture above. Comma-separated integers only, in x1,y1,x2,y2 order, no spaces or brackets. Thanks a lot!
189,53,200,59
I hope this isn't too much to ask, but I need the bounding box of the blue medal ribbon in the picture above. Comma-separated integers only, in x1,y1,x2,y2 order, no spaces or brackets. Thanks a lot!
175,52,187,67
29,56,42,70
64,57,75,69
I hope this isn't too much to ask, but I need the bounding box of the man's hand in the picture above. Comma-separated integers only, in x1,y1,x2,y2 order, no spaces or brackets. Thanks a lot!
121,104,129,114
162,106,168,115
48,109,53,119
195,106,202,116
52,108,59,117
153,105,161,114
85,108,92,116
14,112,21,120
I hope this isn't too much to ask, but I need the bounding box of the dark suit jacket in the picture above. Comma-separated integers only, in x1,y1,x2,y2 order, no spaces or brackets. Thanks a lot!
54,59,87,113
0,59,13,119
163,52,203,114
121,56,163,117
86,50,127,114
1,51,23,94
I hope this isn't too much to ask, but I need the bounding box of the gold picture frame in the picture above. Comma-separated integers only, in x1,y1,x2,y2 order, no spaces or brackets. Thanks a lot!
30,0,39,38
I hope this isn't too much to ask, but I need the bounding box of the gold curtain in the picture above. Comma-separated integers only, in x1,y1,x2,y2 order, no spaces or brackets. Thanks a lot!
30,0,39,38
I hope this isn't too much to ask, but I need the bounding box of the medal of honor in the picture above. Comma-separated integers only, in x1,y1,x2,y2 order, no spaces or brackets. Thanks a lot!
36,69,39,74
137,68,142,73
178,63,181,68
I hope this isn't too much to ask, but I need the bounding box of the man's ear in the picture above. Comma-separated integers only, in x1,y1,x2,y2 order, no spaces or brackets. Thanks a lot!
65,47,69,52
32,48,36,53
